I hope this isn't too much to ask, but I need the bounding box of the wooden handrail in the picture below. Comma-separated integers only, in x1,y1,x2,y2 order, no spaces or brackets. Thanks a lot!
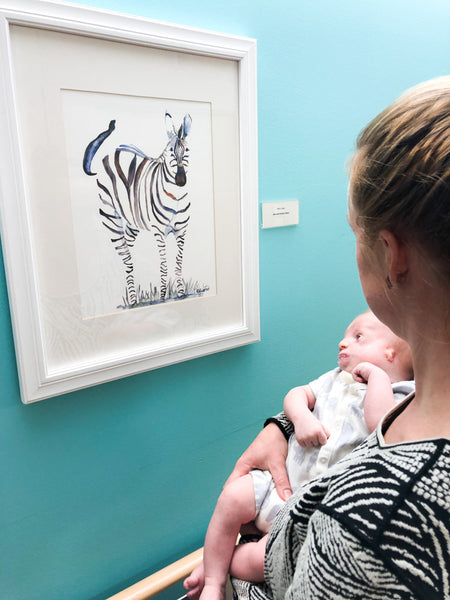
106,547,203,600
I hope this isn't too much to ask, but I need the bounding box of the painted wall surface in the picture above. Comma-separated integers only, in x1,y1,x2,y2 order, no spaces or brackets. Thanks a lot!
1,1,449,598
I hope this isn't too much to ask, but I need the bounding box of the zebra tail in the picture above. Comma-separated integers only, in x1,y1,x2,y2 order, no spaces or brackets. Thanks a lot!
83,119,116,176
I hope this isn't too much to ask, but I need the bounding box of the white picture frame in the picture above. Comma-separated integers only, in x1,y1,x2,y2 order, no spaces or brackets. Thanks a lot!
0,0,259,403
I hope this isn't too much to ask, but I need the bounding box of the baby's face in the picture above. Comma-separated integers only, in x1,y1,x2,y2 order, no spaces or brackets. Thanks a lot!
337,312,394,373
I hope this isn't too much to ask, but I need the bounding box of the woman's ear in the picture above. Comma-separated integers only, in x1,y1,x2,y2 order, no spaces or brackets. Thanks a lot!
379,230,409,285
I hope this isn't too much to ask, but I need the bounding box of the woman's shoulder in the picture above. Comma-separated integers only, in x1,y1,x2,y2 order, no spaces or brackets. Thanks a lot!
276,432,450,564
263,435,450,600
321,433,449,514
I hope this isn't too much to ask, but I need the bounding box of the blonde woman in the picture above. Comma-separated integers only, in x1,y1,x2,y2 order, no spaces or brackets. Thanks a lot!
226,77,450,600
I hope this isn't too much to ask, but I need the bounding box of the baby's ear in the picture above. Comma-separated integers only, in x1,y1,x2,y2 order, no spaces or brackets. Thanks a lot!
385,347,395,362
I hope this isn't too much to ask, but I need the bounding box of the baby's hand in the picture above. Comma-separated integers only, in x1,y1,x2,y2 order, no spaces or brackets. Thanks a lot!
352,362,379,384
295,415,330,448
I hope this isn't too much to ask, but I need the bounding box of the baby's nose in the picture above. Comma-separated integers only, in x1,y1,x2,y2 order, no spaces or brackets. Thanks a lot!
339,339,348,350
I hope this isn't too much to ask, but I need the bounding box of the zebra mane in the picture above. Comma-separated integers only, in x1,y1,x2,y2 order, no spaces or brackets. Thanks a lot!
117,144,153,160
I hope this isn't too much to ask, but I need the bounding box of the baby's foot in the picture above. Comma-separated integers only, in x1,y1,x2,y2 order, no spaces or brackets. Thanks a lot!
184,563,205,600
184,565,226,600
198,582,226,600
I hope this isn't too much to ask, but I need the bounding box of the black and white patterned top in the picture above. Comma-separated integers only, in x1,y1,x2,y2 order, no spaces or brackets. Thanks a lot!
233,397,450,600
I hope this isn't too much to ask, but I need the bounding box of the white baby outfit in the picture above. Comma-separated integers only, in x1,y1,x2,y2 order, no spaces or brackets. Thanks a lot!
251,368,415,532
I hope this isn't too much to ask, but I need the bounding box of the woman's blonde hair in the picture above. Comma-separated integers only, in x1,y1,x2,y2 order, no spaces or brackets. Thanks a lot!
351,76,450,282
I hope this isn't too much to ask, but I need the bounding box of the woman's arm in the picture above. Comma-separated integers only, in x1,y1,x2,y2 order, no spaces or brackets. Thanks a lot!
224,422,292,501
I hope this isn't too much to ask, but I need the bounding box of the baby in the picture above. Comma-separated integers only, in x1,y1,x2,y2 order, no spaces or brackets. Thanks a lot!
184,311,414,600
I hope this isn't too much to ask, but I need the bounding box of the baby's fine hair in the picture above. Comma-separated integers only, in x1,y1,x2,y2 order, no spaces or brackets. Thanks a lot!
351,76,450,282
361,310,413,380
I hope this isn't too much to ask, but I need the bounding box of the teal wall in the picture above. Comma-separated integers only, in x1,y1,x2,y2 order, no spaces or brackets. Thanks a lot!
1,1,449,598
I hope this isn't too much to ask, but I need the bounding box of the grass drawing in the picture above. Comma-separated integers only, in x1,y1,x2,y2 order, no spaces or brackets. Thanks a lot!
118,279,210,310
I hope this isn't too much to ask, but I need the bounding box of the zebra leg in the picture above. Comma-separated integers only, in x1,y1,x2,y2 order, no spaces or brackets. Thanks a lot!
174,232,186,297
115,226,138,306
152,227,168,301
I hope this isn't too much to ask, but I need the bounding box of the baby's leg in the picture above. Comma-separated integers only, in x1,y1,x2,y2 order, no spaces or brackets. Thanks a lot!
184,474,257,600
185,534,267,598
229,534,267,582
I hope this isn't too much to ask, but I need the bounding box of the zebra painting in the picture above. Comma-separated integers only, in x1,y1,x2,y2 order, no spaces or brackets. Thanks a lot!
82,112,192,307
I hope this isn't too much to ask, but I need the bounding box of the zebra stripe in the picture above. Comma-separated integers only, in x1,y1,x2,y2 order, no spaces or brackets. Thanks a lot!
84,112,192,305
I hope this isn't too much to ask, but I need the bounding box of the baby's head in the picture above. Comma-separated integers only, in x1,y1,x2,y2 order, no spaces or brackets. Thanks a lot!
338,311,413,382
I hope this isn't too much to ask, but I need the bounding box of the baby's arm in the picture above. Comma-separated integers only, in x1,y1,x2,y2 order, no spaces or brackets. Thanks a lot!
352,362,396,432
284,385,330,447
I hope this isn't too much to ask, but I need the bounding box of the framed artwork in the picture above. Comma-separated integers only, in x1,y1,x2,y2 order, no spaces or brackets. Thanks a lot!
0,0,259,403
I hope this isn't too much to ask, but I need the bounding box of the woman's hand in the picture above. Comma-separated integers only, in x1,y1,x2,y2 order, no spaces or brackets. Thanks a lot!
224,423,292,501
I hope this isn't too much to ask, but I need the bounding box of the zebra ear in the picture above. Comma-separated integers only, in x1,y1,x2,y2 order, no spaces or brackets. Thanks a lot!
165,112,177,139
182,114,192,138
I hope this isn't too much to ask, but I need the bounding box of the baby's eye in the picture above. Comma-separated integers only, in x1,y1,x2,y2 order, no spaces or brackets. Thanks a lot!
355,333,362,341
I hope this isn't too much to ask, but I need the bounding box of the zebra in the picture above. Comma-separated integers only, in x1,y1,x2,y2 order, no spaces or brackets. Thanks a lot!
83,112,192,306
